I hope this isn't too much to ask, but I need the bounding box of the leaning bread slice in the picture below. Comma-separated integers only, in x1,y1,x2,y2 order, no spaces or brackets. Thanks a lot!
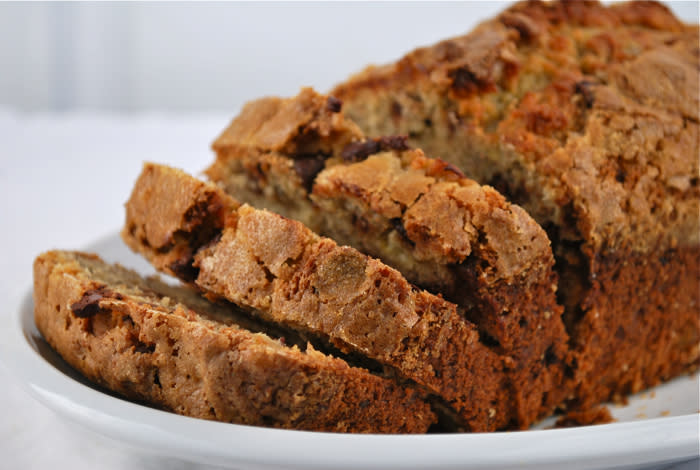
33,250,435,433
207,88,569,428
123,163,511,431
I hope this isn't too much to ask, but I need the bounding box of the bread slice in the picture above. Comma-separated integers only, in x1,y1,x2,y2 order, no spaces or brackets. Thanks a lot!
331,0,700,407
122,163,515,431
33,250,434,433
207,88,568,427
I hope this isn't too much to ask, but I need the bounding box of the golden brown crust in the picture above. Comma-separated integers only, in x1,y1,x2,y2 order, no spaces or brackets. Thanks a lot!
214,88,363,155
123,163,239,281
331,0,700,408
315,150,550,278
213,87,364,195
33,250,435,433
123,163,517,431
333,0,699,253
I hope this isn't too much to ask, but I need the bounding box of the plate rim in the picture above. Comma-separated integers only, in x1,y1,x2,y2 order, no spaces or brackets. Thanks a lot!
2,234,699,469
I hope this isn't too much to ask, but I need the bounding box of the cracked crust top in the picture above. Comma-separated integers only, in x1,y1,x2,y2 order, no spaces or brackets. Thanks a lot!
332,0,700,254
214,87,364,160
314,148,551,280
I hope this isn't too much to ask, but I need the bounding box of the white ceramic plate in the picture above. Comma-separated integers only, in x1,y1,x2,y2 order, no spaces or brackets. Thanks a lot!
2,233,698,470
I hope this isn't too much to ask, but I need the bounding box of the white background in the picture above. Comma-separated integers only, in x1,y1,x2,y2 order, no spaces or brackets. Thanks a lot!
0,2,698,469
0,1,696,112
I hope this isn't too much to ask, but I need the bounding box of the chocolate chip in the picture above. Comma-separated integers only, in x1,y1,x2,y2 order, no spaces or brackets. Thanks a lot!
293,155,326,192
326,96,343,113
442,162,465,178
169,258,199,283
450,67,483,96
134,341,156,354
71,288,110,318
341,136,411,163
390,218,414,246
615,168,626,183
544,345,558,365
377,135,411,152
614,326,626,340
479,331,501,349
341,140,380,163
183,199,211,229
575,80,596,108
564,357,577,379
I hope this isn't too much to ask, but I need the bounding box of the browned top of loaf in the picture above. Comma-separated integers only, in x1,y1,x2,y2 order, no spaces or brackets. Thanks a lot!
33,250,434,433
211,88,552,283
214,87,363,158
315,145,551,282
123,162,239,281
332,0,700,253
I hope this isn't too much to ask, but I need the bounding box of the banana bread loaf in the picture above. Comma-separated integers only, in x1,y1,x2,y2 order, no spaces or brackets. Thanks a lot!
207,88,569,427
331,0,700,407
34,250,434,432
